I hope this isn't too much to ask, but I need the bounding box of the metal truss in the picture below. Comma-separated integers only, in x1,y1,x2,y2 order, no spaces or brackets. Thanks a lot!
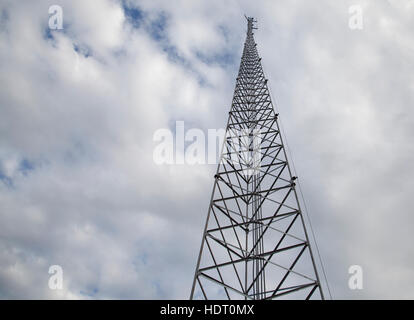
190,17,324,300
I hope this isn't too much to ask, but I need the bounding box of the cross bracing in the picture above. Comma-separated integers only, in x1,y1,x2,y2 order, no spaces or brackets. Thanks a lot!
190,17,324,300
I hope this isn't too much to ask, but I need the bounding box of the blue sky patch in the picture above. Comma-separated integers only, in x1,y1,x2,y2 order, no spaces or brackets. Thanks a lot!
123,2,144,29
123,2,168,43
73,43,92,58
0,171,13,187
195,50,236,67
80,287,99,298
19,158,35,176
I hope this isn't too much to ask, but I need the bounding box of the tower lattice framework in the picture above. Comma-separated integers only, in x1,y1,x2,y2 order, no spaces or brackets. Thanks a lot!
190,17,324,300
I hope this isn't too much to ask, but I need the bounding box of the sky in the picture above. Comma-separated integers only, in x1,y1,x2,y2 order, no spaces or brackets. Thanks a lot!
0,0,413,299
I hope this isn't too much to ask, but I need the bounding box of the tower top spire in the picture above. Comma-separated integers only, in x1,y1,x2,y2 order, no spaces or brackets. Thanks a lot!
244,15,258,34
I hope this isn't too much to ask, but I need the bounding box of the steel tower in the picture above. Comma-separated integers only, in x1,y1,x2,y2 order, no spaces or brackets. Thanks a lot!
190,17,324,300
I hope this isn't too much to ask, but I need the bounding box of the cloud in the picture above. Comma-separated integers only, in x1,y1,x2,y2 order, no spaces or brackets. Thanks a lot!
0,0,413,299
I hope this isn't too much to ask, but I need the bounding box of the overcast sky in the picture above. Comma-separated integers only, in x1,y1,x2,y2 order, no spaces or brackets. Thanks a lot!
0,0,413,299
